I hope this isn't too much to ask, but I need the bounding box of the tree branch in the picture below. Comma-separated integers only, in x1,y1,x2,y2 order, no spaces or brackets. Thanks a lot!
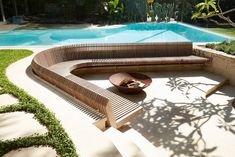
217,0,222,13
197,8,235,19
209,19,233,26
196,2,235,28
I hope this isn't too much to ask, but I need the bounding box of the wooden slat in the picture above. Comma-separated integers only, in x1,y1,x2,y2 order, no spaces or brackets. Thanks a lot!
206,79,229,98
232,99,235,109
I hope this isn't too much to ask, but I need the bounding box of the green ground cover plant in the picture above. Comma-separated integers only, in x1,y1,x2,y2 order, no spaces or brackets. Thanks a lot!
0,50,78,157
206,40,235,55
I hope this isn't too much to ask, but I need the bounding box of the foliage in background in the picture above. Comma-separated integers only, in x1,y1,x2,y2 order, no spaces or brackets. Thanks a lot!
103,0,124,23
174,0,197,22
206,40,235,55
192,0,219,19
154,3,175,22
0,0,234,23
123,0,147,22
0,50,78,157
147,0,155,21
192,0,235,27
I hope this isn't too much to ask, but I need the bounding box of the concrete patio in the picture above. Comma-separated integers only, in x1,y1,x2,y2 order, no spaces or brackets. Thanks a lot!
1,46,234,157
83,71,235,157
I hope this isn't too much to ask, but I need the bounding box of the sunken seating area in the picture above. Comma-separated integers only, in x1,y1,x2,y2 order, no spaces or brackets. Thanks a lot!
31,42,209,129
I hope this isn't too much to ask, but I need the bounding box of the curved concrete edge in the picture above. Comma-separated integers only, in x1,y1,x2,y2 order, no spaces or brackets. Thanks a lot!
5,48,122,157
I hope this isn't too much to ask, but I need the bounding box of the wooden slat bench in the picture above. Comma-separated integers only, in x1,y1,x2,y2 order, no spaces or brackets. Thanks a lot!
31,42,210,129
65,74,142,128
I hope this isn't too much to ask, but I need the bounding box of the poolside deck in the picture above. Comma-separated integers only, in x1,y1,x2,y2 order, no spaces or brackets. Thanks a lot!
0,22,20,31
83,71,235,157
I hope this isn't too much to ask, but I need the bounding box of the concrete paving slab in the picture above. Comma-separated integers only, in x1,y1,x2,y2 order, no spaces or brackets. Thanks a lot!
0,112,48,140
0,94,19,106
105,127,145,157
3,146,58,157
82,71,235,157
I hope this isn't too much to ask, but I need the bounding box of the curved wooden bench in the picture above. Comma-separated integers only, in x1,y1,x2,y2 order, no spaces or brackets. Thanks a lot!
31,42,209,129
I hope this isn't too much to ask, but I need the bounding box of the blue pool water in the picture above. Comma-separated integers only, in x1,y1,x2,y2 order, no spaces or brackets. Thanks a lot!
0,23,231,46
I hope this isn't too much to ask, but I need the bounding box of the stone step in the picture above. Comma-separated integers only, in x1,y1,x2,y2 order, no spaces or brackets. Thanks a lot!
122,128,165,157
104,127,146,157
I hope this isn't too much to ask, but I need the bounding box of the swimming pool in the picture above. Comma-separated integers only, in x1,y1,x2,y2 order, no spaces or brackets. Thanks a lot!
0,23,231,46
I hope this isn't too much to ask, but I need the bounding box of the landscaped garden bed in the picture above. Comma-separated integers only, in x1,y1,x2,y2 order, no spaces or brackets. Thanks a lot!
194,44,235,85
0,50,78,157
206,40,235,55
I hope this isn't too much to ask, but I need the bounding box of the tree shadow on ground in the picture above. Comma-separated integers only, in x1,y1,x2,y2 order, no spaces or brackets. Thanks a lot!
165,77,234,98
130,97,234,156
126,77,235,157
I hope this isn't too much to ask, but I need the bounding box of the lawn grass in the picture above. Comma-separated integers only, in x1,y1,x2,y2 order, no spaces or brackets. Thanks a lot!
207,28,235,37
0,50,78,157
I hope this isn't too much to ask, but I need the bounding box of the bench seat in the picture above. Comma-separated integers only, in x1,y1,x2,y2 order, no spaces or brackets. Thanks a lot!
32,42,211,129
49,55,209,76
65,75,143,128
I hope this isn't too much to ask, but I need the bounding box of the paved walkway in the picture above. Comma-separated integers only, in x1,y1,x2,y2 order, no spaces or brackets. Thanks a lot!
0,22,20,31
3,47,121,157
0,82,57,156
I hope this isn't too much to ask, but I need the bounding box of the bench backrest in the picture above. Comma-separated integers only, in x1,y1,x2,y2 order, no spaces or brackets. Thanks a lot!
34,42,192,67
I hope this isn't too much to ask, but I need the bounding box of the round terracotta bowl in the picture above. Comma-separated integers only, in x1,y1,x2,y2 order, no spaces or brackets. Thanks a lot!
109,72,152,94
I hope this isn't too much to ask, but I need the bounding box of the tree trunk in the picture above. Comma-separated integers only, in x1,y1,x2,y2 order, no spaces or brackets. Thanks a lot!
0,0,6,22
24,0,29,15
13,0,18,16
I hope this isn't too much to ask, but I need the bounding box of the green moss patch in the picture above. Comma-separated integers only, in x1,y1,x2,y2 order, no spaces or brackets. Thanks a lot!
0,50,78,157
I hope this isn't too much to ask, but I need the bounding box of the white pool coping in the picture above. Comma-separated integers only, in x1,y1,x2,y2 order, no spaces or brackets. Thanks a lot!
179,22,235,40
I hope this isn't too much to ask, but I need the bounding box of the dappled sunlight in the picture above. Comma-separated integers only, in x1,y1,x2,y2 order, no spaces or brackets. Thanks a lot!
130,96,235,157
127,74,235,157
82,71,235,157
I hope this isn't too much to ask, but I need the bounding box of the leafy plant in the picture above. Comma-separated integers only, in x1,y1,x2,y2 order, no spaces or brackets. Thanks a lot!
104,0,124,22
192,0,235,27
192,0,218,19
147,0,155,21
206,40,235,55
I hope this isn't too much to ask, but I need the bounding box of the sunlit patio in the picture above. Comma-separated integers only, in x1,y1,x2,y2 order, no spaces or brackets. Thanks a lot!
83,71,235,157
0,0,235,156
